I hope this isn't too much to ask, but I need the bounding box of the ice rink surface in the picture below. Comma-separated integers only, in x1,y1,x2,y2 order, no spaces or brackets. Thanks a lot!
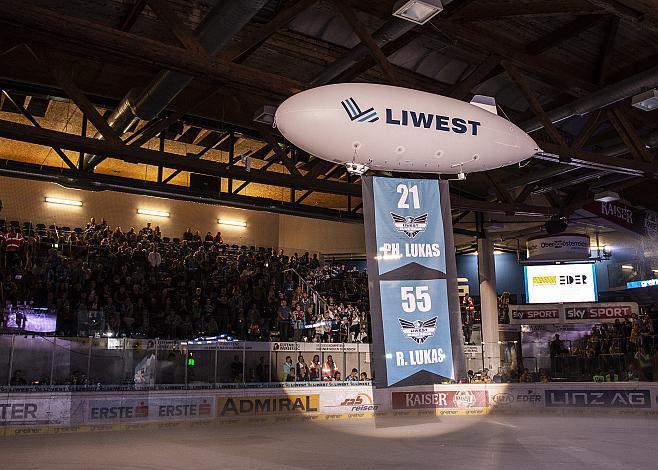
2,415,657,469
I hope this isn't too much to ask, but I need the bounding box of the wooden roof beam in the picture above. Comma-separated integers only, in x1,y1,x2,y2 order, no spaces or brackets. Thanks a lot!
0,1,305,97
145,0,207,56
428,18,597,96
221,0,317,63
332,0,400,85
503,61,569,152
455,1,607,21
524,14,607,55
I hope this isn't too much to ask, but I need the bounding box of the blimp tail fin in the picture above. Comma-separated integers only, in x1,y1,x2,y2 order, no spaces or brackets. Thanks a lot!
470,95,498,115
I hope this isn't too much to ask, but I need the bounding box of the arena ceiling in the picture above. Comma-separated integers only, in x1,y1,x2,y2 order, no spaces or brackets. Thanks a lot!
0,0,657,245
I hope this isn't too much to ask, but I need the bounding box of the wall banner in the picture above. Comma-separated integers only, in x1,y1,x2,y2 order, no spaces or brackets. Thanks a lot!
362,176,464,387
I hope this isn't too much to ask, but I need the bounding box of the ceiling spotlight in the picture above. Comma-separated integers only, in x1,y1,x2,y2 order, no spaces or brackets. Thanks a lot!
253,105,278,125
594,190,620,203
392,0,443,25
631,89,658,111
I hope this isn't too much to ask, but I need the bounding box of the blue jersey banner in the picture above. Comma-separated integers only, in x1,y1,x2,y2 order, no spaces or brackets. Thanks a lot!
380,279,453,384
372,177,447,275
363,176,459,387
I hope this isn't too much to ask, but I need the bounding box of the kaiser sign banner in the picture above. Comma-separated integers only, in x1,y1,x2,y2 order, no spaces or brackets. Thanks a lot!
362,177,464,387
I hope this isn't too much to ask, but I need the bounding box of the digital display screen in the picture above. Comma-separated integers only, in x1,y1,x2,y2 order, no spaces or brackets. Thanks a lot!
3,306,57,333
524,263,597,304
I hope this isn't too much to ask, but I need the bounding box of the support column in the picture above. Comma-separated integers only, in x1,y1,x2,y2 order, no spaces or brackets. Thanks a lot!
477,235,501,372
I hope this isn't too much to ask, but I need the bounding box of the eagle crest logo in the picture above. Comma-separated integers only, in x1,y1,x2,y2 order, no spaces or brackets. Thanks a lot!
398,317,438,344
390,212,428,238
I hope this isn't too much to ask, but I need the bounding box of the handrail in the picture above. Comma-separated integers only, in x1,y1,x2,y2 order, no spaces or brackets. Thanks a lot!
283,267,329,315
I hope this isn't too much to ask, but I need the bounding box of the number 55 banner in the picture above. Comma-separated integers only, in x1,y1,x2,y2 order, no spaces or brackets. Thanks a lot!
363,176,465,387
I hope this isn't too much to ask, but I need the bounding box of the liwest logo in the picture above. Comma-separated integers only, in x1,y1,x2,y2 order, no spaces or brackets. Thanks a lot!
390,212,428,238
340,98,482,135
341,97,379,123
398,317,437,344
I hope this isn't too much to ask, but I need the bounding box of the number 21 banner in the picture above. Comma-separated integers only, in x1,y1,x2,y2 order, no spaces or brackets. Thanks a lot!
362,176,464,387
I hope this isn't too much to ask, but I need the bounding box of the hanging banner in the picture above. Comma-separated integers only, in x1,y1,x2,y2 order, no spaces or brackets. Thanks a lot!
526,234,590,260
581,201,658,239
363,176,463,387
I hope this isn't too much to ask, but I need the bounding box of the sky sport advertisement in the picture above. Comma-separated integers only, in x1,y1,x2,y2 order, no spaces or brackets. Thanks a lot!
364,177,455,387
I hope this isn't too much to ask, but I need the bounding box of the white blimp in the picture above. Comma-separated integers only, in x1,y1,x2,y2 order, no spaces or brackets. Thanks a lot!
274,83,540,176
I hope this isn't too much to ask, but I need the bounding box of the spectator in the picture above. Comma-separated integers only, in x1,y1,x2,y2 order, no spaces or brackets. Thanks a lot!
147,244,161,271
323,355,337,380
277,300,291,341
345,368,359,381
296,355,309,381
282,356,294,382
230,355,243,382
308,354,321,381
359,372,369,381
10,369,27,386
520,368,534,383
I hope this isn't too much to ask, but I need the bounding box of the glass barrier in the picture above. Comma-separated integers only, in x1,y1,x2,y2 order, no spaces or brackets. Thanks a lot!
2,334,657,388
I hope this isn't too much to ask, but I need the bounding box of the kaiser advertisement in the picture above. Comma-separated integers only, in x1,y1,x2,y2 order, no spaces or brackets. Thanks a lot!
363,177,462,387
392,390,488,410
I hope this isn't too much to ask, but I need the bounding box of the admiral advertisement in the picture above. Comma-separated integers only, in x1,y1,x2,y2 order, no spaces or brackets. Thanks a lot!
216,394,319,417
363,176,461,387
392,390,488,410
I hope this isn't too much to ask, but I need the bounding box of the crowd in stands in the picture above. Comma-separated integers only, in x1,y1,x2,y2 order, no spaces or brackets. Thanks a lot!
277,354,369,382
550,312,658,381
0,217,370,343
3,216,658,384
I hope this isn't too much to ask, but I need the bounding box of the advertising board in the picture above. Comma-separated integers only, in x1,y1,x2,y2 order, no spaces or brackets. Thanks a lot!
391,390,488,410
524,263,597,303
526,234,590,260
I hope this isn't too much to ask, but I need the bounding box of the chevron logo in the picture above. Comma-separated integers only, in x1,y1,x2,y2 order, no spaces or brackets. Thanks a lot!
340,97,379,123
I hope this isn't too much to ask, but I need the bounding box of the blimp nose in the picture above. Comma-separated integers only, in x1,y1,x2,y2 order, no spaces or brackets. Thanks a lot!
519,131,541,156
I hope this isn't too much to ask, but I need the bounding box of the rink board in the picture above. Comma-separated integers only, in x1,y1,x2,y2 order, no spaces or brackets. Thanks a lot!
2,383,658,436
